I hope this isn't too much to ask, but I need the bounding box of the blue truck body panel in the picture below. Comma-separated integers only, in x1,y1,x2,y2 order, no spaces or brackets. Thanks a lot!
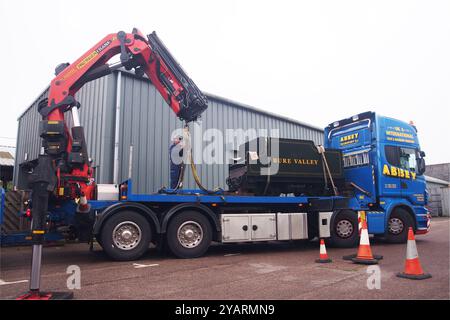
366,211,385,234
1,232,65,246
125,180,348,205
0,188,4,225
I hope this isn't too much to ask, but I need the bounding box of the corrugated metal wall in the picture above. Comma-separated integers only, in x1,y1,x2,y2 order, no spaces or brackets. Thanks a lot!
14,70,324,194
13,75,116,185
75,75,117,183
14,90,48,171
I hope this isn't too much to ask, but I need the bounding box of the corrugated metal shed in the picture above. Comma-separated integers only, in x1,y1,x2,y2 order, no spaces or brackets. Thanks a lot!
14,70,324,194
425,175,450,217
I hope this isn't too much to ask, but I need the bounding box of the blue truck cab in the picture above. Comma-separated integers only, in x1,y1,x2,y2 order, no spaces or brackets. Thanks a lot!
325,111,430,244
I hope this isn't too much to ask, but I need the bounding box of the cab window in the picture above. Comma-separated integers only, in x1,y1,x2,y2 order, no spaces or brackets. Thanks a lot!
385,145,400,167
385,145,418,172
400,148,417,172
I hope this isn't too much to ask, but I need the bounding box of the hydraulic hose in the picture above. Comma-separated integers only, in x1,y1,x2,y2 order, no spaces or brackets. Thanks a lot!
189,152,223,194
159,125,223,195
184,125,223,194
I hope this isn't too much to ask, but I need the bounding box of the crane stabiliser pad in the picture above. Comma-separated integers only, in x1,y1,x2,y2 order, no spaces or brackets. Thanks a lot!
17,291,74,300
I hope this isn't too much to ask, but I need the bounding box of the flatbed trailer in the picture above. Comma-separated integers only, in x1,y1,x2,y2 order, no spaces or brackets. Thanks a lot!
33,178,355,260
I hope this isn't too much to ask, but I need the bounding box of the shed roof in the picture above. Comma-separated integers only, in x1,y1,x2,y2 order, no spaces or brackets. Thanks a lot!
425,175,450,186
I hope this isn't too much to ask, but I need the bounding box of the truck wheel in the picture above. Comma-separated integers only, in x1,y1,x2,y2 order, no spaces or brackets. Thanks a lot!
100,211,152,261
329,210,359,248
385,208,414,244
166,210,212,259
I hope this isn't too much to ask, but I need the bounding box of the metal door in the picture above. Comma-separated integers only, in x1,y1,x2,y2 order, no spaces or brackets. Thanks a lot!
221,215,251,242
250,214,277,241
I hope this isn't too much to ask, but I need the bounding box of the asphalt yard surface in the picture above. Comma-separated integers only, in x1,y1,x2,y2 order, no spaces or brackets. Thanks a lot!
1,218,448,300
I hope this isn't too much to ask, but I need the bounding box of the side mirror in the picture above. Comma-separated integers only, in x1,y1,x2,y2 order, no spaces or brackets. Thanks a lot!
417,157,426,175
420,151,426,158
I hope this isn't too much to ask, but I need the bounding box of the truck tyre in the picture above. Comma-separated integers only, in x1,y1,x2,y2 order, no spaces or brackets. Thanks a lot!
385,208,414,244
166,210,212,259
329,210,359,248
100,211,152,261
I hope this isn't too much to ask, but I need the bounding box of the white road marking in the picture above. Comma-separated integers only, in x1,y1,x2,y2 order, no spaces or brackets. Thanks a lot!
132,263,159,269
0,279,29,286
224,253,241,257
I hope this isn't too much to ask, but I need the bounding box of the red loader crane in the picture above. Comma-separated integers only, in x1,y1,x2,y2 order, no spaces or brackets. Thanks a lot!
19,28,208,299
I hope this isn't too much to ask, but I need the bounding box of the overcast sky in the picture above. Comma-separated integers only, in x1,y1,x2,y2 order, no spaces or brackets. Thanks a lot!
0,0,449,164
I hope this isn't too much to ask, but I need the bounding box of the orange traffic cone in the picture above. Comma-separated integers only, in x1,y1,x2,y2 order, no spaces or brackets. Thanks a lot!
397,228,431,280
342,211,383,261
316,239,332,263
351,220,378,265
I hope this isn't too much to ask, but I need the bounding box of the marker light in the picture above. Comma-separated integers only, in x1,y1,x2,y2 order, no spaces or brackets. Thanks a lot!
333,121,339,128
120,184,128,200
352,115,359,121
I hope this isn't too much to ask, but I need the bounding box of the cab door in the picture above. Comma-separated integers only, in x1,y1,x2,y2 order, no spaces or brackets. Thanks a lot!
380,145,403,198
382,145,425,204
398,147,426,205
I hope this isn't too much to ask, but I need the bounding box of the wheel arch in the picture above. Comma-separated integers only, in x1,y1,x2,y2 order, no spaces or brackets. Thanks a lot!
93,202,161,237
161,203,220,237
328,209,359,248
386,203,417,231
330,209,357,230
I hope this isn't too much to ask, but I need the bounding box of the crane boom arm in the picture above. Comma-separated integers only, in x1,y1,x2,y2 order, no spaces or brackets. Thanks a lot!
31,28,208,209
42,29,207,123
